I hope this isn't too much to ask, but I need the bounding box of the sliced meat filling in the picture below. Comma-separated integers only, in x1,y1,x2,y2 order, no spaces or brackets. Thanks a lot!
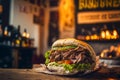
49,46,95,64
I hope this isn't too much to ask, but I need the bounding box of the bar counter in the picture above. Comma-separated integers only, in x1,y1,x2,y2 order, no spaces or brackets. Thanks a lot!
0,66,120,80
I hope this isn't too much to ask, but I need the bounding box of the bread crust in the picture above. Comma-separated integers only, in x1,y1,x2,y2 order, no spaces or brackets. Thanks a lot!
52,38,81,47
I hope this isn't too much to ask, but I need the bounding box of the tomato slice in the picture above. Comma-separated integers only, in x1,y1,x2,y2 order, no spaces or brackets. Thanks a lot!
64,60,73,64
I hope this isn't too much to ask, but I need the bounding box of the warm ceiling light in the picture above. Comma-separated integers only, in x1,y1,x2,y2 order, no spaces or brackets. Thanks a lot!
113,30,118,36
101,31,105,39
105,30,111,39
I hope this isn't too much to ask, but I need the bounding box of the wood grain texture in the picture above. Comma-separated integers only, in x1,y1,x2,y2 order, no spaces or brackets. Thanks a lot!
0,67,120,80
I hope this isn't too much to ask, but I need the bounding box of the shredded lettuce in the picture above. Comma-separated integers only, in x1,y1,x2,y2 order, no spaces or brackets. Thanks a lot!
45,59,50,64
52,45,77,50
48,62,91,72
45,51,50,59
62,64,76,72
76,63,91,71
45,51,50,64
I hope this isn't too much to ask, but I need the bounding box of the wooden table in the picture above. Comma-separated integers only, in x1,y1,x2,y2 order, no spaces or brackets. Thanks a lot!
0,67,120,80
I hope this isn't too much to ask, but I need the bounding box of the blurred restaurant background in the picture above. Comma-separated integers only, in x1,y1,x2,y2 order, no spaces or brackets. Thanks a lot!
0,0,120,68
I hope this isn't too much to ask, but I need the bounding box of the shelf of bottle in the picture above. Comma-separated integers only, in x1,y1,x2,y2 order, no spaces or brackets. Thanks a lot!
0,44,36,50
77,38,120,43
13,46,36,50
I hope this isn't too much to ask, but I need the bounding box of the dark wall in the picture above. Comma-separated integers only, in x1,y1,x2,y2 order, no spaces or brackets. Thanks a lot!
0,0,11,27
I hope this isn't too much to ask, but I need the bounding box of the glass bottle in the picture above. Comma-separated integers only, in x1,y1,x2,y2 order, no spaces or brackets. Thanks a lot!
22,28,27,47
14,25,22,47
3,26,8,45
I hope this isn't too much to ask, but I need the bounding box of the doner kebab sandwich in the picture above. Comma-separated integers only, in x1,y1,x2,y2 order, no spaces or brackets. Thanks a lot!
45,38,96,75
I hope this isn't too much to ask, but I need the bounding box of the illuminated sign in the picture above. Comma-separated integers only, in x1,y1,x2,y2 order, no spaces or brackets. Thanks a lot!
76,0,120,24
78,0,120,10
77,10,120,24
